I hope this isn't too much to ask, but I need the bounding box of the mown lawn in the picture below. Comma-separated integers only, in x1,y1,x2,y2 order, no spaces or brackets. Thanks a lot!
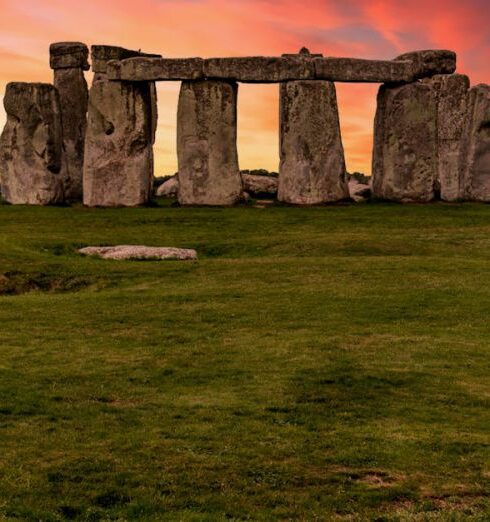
0,200,489,521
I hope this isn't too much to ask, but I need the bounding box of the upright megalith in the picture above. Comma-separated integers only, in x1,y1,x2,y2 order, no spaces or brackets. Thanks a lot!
83,46,159,207
427,74,469,201
177,80,242,206
278,80,348,204
0,83,65,205
50,42,89,201
460,84,490,201
372,81,438,202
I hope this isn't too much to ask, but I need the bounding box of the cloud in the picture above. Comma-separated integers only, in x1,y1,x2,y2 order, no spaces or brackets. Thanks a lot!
0,0,489,175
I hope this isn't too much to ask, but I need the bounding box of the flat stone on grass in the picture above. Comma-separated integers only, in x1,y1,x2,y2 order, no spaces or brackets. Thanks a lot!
79,245,197,261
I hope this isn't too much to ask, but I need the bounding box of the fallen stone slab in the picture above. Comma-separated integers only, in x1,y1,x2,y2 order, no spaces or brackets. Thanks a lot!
78,245,198,261
156,175,179,197
314,57,414,83
241,173,278,197
396,50,456,79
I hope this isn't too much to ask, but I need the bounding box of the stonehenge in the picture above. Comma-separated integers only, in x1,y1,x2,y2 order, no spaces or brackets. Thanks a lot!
0,43,489,206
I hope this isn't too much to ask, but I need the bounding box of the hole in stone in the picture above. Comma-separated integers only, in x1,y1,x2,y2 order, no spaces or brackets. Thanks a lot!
336,83,378,182
237,84,279,175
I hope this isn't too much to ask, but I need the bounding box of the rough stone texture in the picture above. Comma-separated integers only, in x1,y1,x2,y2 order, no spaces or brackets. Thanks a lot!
372,81,438,202
348,179,371,202
460,84,490,201
50,42,89,70
177,80,242,206
91,45,160,74
426,74,470,201
314,57,414,83
83,77,155,207
0,82,65,205
396,50,456,79
156,176,179,197
79,245,197,260
204,57,315,83
108,57,204,81
278,80,349,204
53,68,89,201
242,173,278,197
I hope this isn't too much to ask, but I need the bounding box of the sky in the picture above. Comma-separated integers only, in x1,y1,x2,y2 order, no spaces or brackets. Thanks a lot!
1,0,489,176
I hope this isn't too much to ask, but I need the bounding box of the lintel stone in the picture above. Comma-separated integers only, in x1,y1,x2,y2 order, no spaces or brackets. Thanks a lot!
91,45,161,73
50,42,89,70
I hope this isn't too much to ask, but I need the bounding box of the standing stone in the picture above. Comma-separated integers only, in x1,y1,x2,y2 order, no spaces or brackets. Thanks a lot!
177,80,242,206
460,84,490,201
427,74,469,201
0,83,65,205
83,46,158,207
278,80,348,204
50,42,89,202
372,81,438,202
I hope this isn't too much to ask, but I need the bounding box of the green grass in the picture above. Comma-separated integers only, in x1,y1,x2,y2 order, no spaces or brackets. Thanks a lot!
1,200,490,521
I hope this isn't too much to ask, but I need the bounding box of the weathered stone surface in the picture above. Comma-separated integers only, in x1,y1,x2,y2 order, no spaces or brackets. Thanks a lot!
278,80,349,204
83,77,155,207
349,179,371,202
50,42,89,70
0,82,65,205
54,68,89,201
242,173,278,197
425,74,469,201
108,57,204,81
79,245,197,260
91,45,160,73
460,84,490,201
314,57,414,83
372,81,438,202
396,50,456,79
177,80,242,206
204,57,315,83
156,175,179,197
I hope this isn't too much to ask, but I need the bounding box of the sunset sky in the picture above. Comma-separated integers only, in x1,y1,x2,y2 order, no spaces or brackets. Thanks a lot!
1,0,489,176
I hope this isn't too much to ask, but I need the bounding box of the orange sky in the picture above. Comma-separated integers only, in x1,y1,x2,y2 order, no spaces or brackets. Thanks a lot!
1,0,489,175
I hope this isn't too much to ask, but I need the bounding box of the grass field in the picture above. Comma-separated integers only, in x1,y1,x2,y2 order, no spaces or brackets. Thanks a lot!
0,200,490,521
